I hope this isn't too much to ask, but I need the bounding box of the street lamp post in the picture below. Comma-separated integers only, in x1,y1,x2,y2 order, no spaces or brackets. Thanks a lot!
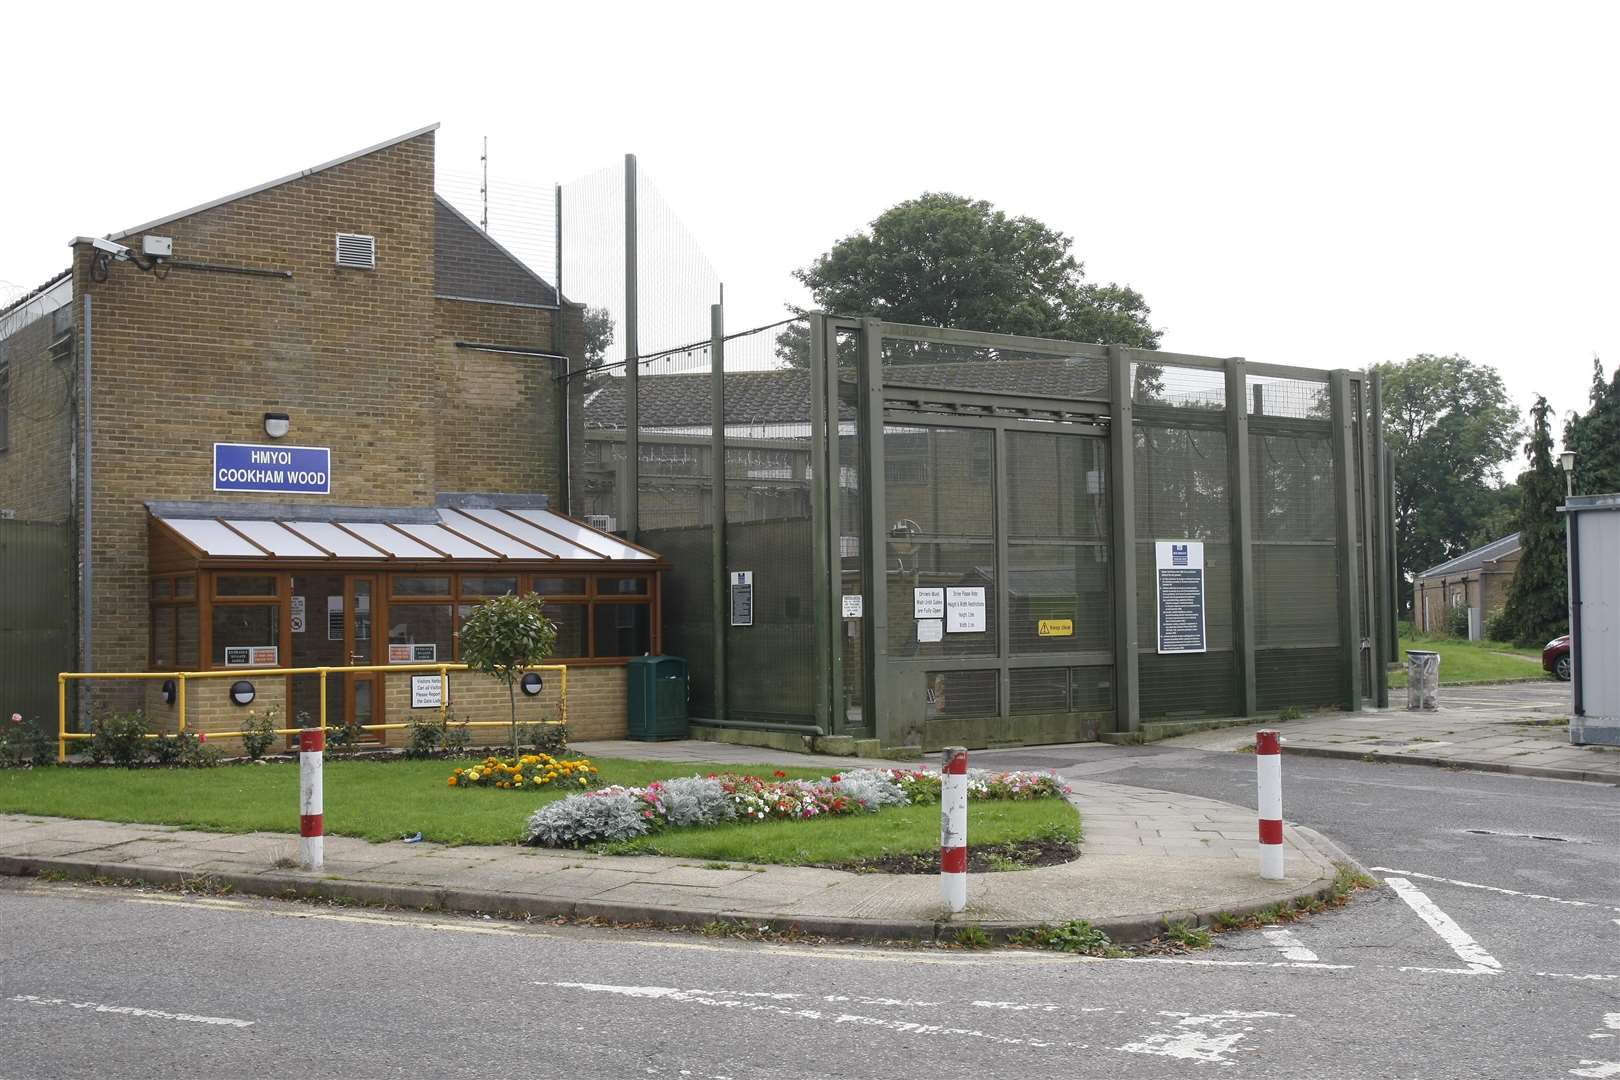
1560,450,1576,501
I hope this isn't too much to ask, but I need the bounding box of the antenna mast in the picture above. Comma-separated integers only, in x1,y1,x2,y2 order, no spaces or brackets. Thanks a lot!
480,136,488,230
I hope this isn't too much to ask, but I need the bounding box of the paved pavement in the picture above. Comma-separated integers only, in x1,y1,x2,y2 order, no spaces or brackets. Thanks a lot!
1163,681,1620,784
0,766,1347,944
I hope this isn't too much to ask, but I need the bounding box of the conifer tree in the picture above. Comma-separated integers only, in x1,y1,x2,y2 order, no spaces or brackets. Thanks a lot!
1496,396,1569,646
1563,357,1620,495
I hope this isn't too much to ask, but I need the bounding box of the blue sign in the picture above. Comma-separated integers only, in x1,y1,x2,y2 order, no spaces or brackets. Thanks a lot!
1171,543,1189,566
213,443,331,494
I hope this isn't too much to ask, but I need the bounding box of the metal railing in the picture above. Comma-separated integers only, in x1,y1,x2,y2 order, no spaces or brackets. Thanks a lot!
55,662,568,762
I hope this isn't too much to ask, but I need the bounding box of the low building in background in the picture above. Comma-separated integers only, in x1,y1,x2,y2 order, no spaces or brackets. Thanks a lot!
1412,533,1521,639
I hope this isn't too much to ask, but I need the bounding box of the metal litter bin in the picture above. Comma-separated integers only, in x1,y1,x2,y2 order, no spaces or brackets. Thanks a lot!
626,656,689,741
1406,649,1440,711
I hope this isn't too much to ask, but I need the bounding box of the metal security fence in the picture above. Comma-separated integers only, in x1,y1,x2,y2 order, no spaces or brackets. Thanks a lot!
618,311,1393,750
0,518,76,731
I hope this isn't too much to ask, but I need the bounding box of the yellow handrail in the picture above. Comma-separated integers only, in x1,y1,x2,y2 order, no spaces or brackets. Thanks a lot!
57,662,568,762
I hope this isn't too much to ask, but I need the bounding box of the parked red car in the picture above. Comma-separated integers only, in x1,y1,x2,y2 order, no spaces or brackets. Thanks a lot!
1543,635,1571,681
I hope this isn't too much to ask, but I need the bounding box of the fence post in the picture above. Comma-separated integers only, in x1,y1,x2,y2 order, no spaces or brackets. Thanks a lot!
177,674,187,738
299,722,325,870
940,746,969,912
439,665,449,724
318,668,328,732
1256,729,1284,880
57,675,66,763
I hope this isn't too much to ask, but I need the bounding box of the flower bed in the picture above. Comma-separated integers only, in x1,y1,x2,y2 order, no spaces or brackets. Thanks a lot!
449,754,598,791
524,767,1068,848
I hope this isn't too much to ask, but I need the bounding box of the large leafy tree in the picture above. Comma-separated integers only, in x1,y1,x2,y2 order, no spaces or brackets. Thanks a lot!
1495,397,1569,646
1563,356,1620,495
1376,354,1521,613
778,193,1160,364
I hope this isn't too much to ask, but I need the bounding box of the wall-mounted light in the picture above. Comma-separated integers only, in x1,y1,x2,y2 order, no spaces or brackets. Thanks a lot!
161,679,177,707
520,672,544,696
264,412,290,439
230,680,256,707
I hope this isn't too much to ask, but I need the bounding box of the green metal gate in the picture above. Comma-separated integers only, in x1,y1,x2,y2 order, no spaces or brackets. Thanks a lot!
0,518,75,727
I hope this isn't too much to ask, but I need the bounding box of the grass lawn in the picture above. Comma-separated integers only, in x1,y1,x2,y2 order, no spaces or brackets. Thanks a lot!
1389,631,1545,688
0,757,1078,866
598,799,1079,866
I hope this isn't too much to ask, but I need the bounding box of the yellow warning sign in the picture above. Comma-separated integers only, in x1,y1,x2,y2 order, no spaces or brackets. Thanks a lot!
1037,619,1074,637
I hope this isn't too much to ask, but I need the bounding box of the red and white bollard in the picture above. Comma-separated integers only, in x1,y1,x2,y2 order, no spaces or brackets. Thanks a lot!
1255,729,1284,880
940,746,969,912
299,726,324,870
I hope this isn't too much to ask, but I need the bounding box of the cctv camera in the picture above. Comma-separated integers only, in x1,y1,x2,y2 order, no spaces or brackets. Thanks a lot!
91,238,131,259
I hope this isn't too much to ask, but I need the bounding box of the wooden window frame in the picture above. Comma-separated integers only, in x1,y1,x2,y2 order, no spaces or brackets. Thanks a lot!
148,572,199,669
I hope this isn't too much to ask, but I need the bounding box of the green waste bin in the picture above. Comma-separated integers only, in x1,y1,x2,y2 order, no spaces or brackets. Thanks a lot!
627,656,689,741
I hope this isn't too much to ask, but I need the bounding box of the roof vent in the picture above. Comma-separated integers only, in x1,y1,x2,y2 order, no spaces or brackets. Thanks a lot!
335,233,376,270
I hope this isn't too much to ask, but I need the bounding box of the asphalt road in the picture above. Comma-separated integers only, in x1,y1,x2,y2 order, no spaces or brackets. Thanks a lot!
2,746,1617,1079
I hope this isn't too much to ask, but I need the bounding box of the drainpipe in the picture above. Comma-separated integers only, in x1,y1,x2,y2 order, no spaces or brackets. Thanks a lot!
79,293,93,680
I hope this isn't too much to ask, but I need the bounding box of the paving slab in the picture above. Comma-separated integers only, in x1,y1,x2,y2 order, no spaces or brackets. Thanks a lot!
0,771,1349,944
1160,682,1620,785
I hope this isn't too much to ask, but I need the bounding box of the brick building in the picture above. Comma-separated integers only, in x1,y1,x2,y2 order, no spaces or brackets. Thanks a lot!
1412,532,1522,639
0,124,662,743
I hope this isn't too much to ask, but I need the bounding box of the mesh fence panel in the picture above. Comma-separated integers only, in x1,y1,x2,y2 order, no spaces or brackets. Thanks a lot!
723,322,816,723
633,342,715,716
1249,432,1343,709
1134,420,1238,718
1247,375,1329,420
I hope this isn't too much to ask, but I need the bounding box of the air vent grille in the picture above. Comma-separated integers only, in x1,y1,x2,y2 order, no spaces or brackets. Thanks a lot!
335,233,376,269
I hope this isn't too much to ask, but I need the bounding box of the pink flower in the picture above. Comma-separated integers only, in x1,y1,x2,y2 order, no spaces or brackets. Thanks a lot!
9,713,20,724
198,733,207,742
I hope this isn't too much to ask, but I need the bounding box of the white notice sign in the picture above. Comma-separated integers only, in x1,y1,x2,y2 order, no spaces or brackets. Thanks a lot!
1155,540,1207,654
290,596,306,634
913,587,944,619
841,594,864,619
945,587,987,633
411,674,447,709
917,618,944,643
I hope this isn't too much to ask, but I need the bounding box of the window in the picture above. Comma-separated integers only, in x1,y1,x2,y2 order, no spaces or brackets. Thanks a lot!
389,604,453,663
216,574,277,597
212,604,280,665
531,576,586,596
593,602,651,658
149,574,199,669
460,575,517,597
393,575,451,597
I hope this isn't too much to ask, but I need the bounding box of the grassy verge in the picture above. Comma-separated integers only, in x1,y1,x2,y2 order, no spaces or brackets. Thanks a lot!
1389,633,1545,688
0,757,826,847
598,799,1079,867
0,757,1078,868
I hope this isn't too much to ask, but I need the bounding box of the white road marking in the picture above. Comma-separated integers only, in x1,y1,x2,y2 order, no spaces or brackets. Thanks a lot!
1384,877,1502,973
1127,957,1352,971
8,994,253,1028
1369,867,1620,914
1262,929,1320,962
1118,1010,1290,1064
1541,974,1620,982
538,982,1067,1048
1571,1062,1620,1077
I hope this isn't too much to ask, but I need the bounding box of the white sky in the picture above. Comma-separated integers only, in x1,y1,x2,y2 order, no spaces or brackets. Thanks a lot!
3,1,1608,457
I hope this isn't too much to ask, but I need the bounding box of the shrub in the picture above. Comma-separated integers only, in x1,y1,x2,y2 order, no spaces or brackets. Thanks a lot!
643,776,736,828
149,730,200,767
521,721,568,758
525,788,651,847
1484,608,1512,644
183,736,224,768
90,710,150,768
1,713,50,767
441,711,471,756
1444,605,1471,639
239,708,278,761
448,754,598,791
406,712,448,759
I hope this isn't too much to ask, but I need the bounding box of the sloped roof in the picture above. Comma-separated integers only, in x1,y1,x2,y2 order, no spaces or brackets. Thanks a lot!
105,123,441,242
583,356,1110,430
1416,532,1521,580
433,196,558,307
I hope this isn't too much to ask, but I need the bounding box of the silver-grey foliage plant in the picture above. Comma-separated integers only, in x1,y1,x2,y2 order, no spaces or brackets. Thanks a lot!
646,776,736,828
525,789,650,848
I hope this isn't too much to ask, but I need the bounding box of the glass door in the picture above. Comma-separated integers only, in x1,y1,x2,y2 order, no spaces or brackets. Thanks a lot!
345,575,380,741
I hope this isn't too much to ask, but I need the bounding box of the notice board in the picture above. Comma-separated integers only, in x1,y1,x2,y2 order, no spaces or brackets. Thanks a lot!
1155,540,1206,654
